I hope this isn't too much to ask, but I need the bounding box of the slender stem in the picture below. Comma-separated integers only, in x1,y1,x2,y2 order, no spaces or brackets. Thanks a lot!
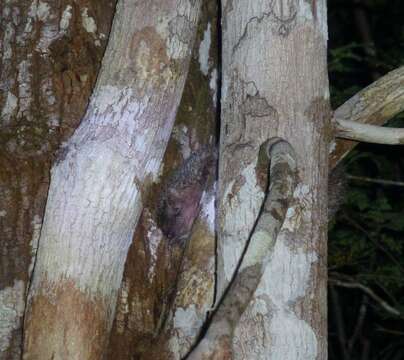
375,327,404,336
329,278,402,318
347,174,404,187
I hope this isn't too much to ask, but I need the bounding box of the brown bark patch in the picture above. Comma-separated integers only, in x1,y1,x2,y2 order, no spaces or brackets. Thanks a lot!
305,97,332,126
24,279,109,360
107,209,184,359
129,27,171,83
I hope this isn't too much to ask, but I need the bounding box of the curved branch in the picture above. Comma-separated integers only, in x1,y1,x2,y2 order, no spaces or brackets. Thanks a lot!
330,66,404,168
335,118,404,144
185,139,298,360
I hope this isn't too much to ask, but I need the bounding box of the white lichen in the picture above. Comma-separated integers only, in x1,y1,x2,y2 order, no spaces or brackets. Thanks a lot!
17,60,33,115
81,8,97,34
146,218,164,280
200,187,215,233
1,92,18,124
172,125,192,159
81,8,102,46
0,280,26,353
36,1,50,22
198,22,211,76
209,68,218,107
329,140,336,154
2,23,14,61
59,5,72,31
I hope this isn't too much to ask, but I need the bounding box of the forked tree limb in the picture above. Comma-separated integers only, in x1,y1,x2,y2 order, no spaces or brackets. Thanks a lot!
185,139,297,360
330,66,404,168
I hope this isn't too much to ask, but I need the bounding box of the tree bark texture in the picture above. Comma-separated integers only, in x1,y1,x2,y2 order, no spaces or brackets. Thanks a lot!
22,1,201,359
0,1,115,358
107,3,218,358
187,140,298,359
217,1,330,359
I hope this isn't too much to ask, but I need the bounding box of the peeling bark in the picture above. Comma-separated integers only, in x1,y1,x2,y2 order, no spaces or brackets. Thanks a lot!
23,1,201,358
217,1,330,358
0,1,115,357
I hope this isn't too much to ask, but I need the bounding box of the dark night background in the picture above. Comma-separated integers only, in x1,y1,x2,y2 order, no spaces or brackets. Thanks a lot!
328,0,404,359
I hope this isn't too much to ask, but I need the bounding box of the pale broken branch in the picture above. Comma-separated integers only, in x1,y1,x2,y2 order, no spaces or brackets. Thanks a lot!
330,66,404,168
335,118,404,144
185,139,297,360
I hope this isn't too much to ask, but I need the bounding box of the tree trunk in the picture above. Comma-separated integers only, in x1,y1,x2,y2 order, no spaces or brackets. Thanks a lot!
217,1,330,358
22,1,201,359
0,1,115,357
107,1,218,358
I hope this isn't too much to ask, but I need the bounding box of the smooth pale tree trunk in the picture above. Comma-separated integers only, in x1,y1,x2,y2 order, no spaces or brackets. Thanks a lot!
107,1,218,358
0,1,115,358
217,1,330,358
23,1,201,359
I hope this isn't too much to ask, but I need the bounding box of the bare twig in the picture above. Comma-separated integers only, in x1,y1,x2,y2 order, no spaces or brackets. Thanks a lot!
329,278,402,318
347,174,404,187
375,327,404,336
185,139,297,359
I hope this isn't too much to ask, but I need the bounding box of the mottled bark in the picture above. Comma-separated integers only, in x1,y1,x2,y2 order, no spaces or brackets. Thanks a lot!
23,1,201,359
0,1,115,358
187,140,298,359
217,1,330,358
107,2,218,358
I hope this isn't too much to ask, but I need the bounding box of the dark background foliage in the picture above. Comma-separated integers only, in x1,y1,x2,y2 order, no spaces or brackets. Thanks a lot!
328,1,404,359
